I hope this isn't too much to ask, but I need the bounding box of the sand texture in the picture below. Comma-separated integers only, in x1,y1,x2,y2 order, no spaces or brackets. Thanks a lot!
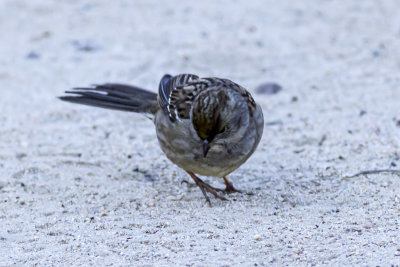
1,0,400,265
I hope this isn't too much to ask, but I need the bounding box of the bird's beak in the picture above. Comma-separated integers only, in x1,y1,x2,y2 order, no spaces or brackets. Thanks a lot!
203,140,210,157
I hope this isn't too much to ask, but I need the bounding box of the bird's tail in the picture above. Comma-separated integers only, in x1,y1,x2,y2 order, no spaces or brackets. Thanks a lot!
59,83,159,115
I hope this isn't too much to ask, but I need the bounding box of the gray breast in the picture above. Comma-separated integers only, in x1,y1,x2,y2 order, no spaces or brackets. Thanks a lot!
154,93,263,178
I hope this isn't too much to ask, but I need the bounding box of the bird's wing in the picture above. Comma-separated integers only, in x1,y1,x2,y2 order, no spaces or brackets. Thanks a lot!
158,73,199,121
158,74,257,121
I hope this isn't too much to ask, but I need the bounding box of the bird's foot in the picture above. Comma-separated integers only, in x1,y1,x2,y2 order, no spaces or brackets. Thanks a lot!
216,177,253,195
186,171,227,205
219,179,242,194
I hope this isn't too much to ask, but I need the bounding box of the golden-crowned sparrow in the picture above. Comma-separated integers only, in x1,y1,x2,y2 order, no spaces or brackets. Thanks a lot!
60,74,264,203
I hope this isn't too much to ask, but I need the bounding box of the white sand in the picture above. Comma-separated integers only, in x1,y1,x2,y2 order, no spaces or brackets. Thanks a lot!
1,0,400,265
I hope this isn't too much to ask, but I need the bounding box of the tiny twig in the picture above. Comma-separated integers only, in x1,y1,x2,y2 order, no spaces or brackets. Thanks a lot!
342,169,400,179
318,134,327,146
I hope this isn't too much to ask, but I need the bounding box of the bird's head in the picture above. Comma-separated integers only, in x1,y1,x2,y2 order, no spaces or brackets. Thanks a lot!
191,89,231,157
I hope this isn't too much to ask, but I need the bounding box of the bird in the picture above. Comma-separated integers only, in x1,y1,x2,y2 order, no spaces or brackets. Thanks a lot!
60,74,264,204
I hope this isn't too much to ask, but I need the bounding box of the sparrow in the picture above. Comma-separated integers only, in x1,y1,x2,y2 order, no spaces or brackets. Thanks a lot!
60,74,264,204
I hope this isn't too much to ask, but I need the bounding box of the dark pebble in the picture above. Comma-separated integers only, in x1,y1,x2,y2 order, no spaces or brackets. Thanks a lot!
16,153,27,160
26,51,40,59
359,110,367,116
265,120,283,126
72,40,101,52
256,82,282,95
372,50,380,57
144,173,156,182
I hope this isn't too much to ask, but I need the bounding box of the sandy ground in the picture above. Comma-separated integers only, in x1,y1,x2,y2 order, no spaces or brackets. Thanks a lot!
1,0,400,265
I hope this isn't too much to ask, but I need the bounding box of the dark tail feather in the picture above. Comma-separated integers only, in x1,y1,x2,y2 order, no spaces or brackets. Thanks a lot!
59,83,159,115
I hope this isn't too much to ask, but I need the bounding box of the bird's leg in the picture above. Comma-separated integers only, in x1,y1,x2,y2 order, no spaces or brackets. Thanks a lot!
221,176,242,194
186,171,227,204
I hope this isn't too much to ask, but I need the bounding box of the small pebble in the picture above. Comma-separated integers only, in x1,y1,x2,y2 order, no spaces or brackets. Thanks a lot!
72,40,101,52
144,173,156,182
254,234,261,241
256,82,282,95
26,51,40,59
16,153,27,160
265,120,283,126
372,50,380,57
